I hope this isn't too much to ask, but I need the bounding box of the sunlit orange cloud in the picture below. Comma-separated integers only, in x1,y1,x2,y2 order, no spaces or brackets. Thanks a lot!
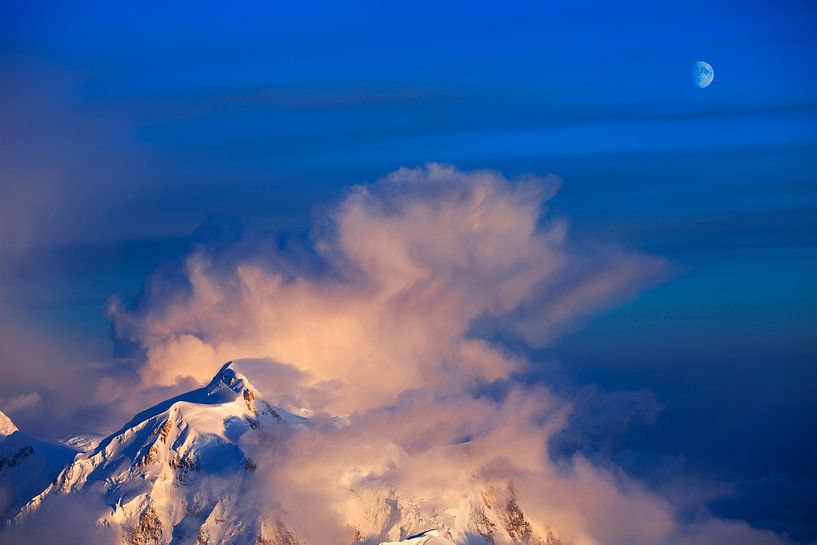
109,164,661,415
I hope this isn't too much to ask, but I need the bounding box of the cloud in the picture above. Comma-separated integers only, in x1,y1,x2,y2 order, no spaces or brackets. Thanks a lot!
109,163,663,415
0,393,41,413
0,495,117,545
0,311,118,437
239,383,793,545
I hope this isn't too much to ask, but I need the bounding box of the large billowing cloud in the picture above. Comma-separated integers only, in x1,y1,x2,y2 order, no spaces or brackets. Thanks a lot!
242,383,790,545
109,163,662,414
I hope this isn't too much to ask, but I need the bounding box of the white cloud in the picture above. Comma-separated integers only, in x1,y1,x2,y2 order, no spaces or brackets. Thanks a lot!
0,392,41,412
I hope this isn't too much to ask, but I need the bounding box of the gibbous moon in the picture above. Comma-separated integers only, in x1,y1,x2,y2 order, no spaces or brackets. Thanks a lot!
694,61,714,88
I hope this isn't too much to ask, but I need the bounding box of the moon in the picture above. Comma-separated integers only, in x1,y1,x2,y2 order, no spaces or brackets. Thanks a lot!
693,61,714,88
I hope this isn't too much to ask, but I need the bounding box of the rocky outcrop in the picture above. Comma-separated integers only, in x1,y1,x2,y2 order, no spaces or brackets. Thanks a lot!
139,444,161,467
128,506,164,545
0,445,34,471
469,482,564,545
502,493,535,543
471,504,497,545
256,521,302,545
244,389,257,414
152,420,172,443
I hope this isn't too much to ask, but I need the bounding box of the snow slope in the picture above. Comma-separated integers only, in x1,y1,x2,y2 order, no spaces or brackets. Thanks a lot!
0,410,77,525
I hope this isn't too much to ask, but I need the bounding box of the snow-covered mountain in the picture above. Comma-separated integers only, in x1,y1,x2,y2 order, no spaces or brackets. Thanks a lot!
0,410,76,524
4,361,564,545
18,361,307,545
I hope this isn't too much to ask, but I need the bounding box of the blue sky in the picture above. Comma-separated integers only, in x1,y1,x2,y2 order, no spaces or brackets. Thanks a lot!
1,0,816,541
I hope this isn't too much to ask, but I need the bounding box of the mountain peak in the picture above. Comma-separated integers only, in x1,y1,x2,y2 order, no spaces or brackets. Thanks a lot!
0,410,18,438
12,359,303,541
205,360,257,396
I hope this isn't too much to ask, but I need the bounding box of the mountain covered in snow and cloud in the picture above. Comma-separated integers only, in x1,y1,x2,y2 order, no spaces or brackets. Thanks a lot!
3,361,564,545
18,361,308,545
1,358,793,545
0,166,797,545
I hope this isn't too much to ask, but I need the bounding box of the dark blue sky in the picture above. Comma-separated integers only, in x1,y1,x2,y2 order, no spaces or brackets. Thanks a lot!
1,0,816,541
